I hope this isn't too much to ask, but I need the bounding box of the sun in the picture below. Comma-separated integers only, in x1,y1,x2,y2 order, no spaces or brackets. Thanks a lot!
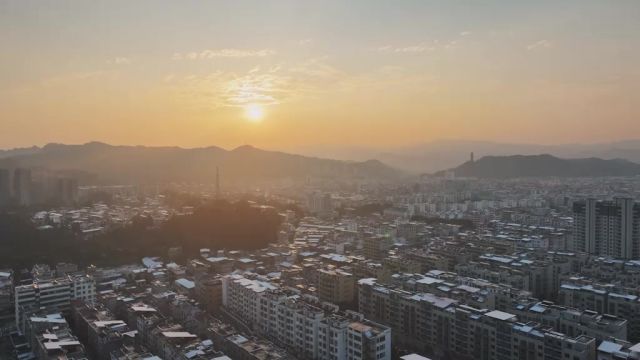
244,104,264,122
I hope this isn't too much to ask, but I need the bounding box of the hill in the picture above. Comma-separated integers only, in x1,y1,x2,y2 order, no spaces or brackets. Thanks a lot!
436,154,640,178
0,146,40,159
0,142,399,184
296,139,640,173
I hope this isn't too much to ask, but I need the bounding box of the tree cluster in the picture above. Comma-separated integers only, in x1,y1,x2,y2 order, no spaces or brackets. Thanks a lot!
0,200,282,269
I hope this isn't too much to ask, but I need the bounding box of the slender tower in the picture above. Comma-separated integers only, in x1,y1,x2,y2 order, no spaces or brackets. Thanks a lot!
470,152,474,163
215,166,220,198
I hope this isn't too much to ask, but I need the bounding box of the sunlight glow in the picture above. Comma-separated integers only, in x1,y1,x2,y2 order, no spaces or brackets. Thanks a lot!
244,104,265,122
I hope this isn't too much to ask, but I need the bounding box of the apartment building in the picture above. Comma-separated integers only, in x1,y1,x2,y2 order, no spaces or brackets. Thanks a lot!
70,301,133,360
576,258,640,289
15,274,96,331
573,198,640,259
222,273,391,360
23,311,87,360
455,253,580,301
0,269,13,325
206,318,292,360
508,299,627,342
558,279,640,343
363,235,392,260
389,270,531,311
358,278,597,360
316,268,356,307
194,275,223,313
597,339,640,359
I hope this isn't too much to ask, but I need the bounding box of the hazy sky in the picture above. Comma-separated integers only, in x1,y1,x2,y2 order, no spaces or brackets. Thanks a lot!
1,1,639,150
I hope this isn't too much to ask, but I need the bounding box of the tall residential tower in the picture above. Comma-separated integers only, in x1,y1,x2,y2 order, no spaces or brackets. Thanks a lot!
573,198,640,259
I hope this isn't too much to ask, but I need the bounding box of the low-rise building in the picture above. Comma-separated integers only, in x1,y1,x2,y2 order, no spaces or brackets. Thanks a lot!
15,274,95,332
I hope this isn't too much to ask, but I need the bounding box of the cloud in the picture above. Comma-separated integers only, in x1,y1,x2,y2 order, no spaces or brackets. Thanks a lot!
163,74,176,83
41,71,109,87
377,30,477,55
526,40,552,51
172,48,276,60
165,57,349,109
167,69,291,108
377,43,436,53
378,35,465,54
298,38,313,46
107,57,132,65
165,57,434,110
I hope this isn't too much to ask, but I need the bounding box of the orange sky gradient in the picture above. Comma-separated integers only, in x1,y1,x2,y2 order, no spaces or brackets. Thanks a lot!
1,1,639,151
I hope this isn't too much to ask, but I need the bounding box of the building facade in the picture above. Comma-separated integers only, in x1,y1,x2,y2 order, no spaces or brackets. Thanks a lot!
573,198,640,259
222,273,391,360
15,274,96,332
358,278,596,360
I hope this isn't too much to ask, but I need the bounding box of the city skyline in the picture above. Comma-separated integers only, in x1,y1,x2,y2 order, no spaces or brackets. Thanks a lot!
2,1,640,150
4,3,640,360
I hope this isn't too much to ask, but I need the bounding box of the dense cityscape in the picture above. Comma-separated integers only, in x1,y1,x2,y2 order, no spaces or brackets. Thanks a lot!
2,162,640,359
3,1,640,359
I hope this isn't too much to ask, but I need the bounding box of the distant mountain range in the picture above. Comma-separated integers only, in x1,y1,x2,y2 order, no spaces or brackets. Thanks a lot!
291,139,640,173
0,146,40,159
2,141,639,183
0,142,399,185
436,154,640,178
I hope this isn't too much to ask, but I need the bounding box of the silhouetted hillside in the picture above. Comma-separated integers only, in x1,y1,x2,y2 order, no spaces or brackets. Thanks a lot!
0,145,40,158
0,142,399,184
298,139,640,173
435,154,640,178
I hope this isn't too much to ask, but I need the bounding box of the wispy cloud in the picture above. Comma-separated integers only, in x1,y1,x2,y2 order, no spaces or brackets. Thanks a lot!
41,71,109,87
107,57,132,65
377,30,473,55
378,36,464,54
172,48,276,60
0,70,122,99
298,38,313,46
165,57,433,110
377,43,436,54
167,67,292,108
526,40,552,51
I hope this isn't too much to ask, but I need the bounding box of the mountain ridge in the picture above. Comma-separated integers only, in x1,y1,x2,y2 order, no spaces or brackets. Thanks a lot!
290,139,640,173
0,142,400,185
435,154,640,178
